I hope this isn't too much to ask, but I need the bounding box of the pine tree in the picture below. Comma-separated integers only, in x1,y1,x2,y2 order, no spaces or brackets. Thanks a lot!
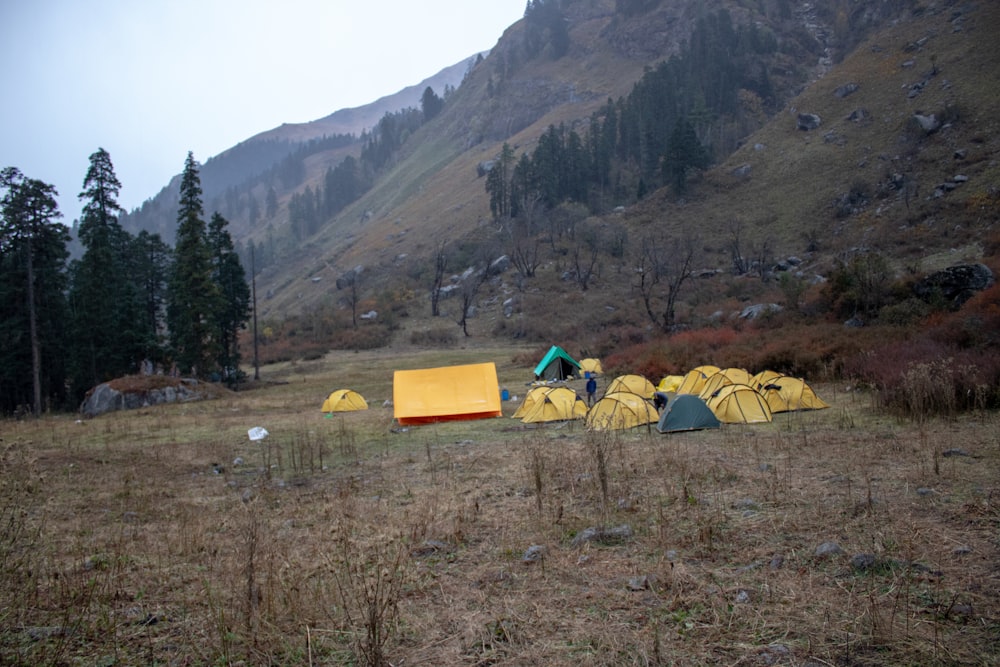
0,167,70,415
166,153,220,376
68,148,145,394
208,212,250,383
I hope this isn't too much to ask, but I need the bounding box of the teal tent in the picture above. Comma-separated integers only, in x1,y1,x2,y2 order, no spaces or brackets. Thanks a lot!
533,346,581,381
656,394,721,433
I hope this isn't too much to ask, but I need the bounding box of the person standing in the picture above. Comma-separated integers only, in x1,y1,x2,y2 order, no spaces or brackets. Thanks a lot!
586,375,597,406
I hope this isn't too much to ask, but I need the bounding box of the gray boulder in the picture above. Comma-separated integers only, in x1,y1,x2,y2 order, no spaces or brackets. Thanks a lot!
913,263,994,307
797,113,822,131
80,377,211,418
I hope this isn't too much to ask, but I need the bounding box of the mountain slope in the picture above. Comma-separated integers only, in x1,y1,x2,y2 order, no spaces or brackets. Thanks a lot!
125,0,1000,360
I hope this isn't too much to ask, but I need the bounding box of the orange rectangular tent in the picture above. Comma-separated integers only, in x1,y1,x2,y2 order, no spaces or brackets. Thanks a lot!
393,362,502,425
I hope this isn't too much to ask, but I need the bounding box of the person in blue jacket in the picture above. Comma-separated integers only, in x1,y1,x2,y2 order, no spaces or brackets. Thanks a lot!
586,376,597,406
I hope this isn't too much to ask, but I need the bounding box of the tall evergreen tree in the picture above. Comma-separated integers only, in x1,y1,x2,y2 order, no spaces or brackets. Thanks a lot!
166,152,220,376
0,167,70,415
207,212,250,382
68,148,145,394
130,230,171,366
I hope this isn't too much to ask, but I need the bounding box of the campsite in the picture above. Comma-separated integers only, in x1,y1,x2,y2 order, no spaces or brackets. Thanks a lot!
2,344,998,666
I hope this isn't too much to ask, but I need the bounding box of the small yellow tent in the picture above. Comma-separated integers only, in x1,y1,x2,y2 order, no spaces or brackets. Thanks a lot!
520,387,587,423
750,370,785,390
586,391,659,430
512,385,557,419
707,384,773,424
717,367,752,386
657,375,684,392
321,389,368,412
758,377,830,413
676,365,719,395
393,362,502,425
578,358,603,376
698,372,735,401
606,374,656,398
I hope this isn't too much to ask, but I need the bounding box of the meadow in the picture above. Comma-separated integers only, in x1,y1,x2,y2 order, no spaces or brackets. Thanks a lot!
1,346,997,666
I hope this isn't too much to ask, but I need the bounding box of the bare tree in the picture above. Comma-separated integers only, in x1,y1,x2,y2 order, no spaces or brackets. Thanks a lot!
430,242,447,316
571,220,602,291
632,231,696,332
728,219,749,275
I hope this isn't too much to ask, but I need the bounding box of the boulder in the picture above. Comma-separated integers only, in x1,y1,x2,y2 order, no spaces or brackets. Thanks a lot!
913,263,994,307
796,113,822,131
80,376,214,418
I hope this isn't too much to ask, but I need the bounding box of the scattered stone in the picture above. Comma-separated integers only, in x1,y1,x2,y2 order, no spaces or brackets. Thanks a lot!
627,575,651,591
734,589,751,604
769,554,785,570
952,545,972,556
732,498,760,511
815,542,844,559
411,540,453,558
942,448,971,458
916,487,935,497
797,113,822,130
740,303,782,320
913,113,940,133
731,163,752,178
851,553,878,571
834,83,860,98
760,643,791,665
522,545,545,564
571,524,633,547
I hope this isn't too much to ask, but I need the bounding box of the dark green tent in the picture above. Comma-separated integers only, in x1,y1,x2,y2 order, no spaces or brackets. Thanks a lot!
533,346,581,381
656,394,721,433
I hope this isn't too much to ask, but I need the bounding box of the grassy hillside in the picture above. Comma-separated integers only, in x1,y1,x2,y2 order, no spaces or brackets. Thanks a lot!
250,0,998,353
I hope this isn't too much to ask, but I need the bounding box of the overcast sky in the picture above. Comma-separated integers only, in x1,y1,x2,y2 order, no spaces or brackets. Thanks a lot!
0,0,525,220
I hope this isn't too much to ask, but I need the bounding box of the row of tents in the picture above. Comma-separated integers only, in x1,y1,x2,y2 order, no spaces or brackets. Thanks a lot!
319,346,829,433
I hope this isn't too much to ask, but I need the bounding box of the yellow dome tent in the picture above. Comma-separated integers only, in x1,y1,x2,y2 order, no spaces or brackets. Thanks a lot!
606,374,656,398
520,387,588,423
675,365,720,395
750,370,785,390
758,377,830,413
586,391,659,431
578,358,603,376
321,389,368,412
707,384,773,424
657,375,684,393
512,385,559,419
698,372,736,401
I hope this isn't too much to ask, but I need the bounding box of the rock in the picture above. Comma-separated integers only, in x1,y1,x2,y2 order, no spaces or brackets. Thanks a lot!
411,540,452,558
847,108,869,122
797,113,822,131
850,553,878,571
490,255,511,275
731,498,759,511
815,542,844,559
80,377,211,418
626,575,651,591
833,83,860,98
913,113,940,133
571,524,633,547
739,303,782,320
952,545,972,556
731,163,752,178
522,545,545,564
769,554,785,570
913,263,994,307
941,448,970,458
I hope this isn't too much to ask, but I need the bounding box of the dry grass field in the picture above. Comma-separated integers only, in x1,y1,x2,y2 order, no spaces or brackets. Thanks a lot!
2,347,998,666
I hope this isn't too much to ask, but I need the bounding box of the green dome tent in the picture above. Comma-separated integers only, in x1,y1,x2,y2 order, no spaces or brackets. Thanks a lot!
533,346,581,381
656,395,722,433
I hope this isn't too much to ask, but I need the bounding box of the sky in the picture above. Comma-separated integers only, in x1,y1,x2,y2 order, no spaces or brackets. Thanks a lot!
0,0,526,221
